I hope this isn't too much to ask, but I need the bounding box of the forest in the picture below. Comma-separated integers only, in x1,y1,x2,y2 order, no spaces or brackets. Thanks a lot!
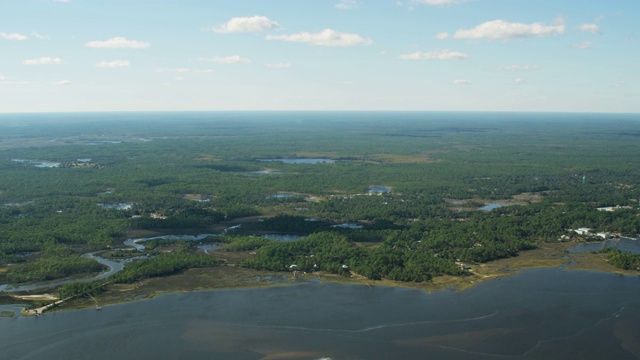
0,111,639,293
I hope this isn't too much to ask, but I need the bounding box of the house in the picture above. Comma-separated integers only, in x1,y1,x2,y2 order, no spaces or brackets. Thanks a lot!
597,232,611,239
574,228,592,235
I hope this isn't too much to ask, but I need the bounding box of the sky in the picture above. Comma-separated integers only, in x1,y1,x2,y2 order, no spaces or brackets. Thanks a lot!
1,0,639,113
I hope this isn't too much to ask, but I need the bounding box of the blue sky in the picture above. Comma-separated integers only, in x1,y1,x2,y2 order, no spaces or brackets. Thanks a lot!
1,0,638,113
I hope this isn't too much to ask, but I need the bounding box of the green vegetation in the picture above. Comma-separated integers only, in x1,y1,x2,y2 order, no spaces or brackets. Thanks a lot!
1,112,639,291
603,248,640,271
0,310,15,317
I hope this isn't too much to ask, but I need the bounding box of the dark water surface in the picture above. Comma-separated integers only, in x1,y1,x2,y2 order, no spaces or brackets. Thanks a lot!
1,268,639,360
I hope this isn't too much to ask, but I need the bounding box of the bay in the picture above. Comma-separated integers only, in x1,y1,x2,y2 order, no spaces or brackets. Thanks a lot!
1,268,639,359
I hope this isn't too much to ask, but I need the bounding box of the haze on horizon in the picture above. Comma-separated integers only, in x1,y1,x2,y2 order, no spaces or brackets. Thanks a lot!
1,0,638,114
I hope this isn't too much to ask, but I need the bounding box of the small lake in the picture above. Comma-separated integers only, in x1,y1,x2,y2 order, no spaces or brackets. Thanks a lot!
11,159,61,168
3,201,33,208
97,203,133,210
262,234,307,242
198,244,222,254
368,185,391,194
124,234,216,251
1,268,639,360
250,170,280,175
265,193,297,199
331,223,364,229
258,158,336,164
479,202,506,211
568,237,640,254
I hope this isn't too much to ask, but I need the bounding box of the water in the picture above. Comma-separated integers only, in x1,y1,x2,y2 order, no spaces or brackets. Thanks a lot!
11,159,61,168
0,252,149,293
368,185,391,194
265,193,297,199
198,244,222,254
98,203,133,210
1,234,217,292
479,202,506,211
568,237,640,254
2,201,33,207
258,158,336,164
124,234,217,251
1,268,639,359
331,223,364,229
262,234,307,242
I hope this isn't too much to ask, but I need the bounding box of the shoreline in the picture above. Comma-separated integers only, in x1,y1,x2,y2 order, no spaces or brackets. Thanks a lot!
9,241,638,316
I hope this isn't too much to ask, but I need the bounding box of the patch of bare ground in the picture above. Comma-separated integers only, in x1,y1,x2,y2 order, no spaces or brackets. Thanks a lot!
10,294,59,301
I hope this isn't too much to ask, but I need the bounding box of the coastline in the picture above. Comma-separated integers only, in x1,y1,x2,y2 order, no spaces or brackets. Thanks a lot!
11,240,637,315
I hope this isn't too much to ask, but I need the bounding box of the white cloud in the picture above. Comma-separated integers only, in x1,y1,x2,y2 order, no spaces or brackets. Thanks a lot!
335,0,359,9
398,49,469,60
498,65,539,71
453,19,565,40
53,0,70,3
1,32,28,40
0,74,5,81
572,41,592,49
266,29,372,47
201,55,251,64
157,67,192,73
206,16,281,33
23,57,63,65
452,79,472,85
514,78,525,85
86,37,150,49
413,0,462,5
31,32,50,40
578,23,600,34
157,67,215,73
435,32,449,40
95,60,130,68
54,80,71,85
266,63,291,69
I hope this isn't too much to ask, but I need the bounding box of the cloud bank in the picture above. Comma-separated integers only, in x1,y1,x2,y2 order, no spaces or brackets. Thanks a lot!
86,37,151,49
1,32,28,40
452,19,565,40
398,49,469,60
201,55,251,64
23,57,63,65
95,60,130,68
266,29,372,46
207,16,281,33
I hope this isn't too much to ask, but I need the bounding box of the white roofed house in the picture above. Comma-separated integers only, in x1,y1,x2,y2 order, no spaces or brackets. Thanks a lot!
574,228,592,235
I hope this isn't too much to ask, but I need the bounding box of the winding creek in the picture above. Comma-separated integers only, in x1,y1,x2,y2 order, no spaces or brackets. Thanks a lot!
0,234,217,293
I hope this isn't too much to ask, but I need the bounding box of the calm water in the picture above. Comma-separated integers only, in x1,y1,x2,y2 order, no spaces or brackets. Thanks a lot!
262,234,307,242
2,268,638,360
569,237,640,254
368,186,391,194
479,202,506,211
258,158,336,164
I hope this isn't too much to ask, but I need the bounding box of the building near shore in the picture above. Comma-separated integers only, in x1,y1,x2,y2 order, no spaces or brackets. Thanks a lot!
575,228,592,235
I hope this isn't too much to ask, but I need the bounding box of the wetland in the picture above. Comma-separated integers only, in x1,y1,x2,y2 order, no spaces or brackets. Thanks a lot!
1,111,639,358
